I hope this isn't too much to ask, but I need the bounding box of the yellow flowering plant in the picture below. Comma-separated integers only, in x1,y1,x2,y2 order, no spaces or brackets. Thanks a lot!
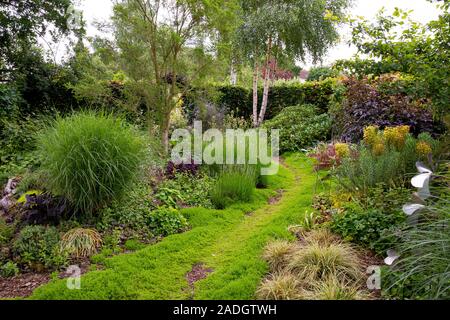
335,142,351,158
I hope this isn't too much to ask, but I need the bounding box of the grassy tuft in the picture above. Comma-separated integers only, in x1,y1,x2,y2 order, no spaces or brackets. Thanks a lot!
303,228,341,247
38,111,146,215
256,272,303,300
304,275,366,300
262,240,297,271
61,228,103,258
210,166,256,209
288,242,362,282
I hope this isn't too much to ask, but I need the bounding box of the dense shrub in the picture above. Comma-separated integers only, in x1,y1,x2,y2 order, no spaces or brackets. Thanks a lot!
13,225,67,270
210,168,255,209
38,112,146,216
0,217,14,246
184,79,338,122
147,207,189,237
0,113,49,169
156,173,214,209
264,105,332,153
307,67,338,82
98,183,154,239
330,204,406,255
0,261,19,278
335,77,442,142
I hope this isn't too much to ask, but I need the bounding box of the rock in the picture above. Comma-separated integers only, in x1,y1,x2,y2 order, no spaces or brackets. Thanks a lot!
5,178,19,195
0,177,20,213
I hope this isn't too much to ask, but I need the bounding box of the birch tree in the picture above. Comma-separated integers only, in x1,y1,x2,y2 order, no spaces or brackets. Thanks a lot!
236,0,352,127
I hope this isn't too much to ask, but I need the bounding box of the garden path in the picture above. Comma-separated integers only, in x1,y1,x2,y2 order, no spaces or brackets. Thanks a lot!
30,155,317,300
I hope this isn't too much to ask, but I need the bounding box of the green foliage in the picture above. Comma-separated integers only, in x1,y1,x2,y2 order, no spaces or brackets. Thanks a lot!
156,173,215,209
29,154,305,300
124,239,146,251
337,147,404,192
0,218,15,246
382,165,450,300
0,261,20,278
264,104,332,153
236,0,351,65
382,217,450,300
344,5,450,117
102,229,122,254
337,138,425,194
15,169,47,196
154,187,184,209
185,79,338,122
98,183,153,237
38,112,147,215
333,76,440,142
0,112,49,169
13,225,67,270
330,203,406,255
0,84,20,119
147,207,189,237
307,67,338,82
210,167,256,209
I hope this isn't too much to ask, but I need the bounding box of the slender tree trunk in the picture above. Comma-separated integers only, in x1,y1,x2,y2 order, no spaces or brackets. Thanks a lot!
230,58,237,85
258,37,272,126
161,111,171,155
252,59,259,127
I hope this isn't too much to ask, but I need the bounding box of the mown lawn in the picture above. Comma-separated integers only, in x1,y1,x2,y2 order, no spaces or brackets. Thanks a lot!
31,154,319,300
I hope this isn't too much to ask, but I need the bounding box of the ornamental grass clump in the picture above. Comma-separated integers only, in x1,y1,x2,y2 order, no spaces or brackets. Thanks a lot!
257,229,368,300
256,272,303,300
61,228,103,258
38,112,146,216
287,242,362,283
210,166,256,209
262,240,298,271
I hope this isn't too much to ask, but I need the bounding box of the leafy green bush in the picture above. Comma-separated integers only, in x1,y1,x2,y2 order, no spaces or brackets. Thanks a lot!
184,79,337,122
0,261,19,278
13,225,67,270
333,76,442,142
0,218,14,246
330,204,406,255
98,183,153,236
307,67,338,82
264,104,332,153
38,112,146,215
148,207,189,237
210,167,255,209
156,173,214,209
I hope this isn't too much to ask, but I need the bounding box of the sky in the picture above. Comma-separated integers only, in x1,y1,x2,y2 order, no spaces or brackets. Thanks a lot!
76,0,442,68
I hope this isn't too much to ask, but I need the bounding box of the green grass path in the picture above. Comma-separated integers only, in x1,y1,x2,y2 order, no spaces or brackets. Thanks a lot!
31,154,318,300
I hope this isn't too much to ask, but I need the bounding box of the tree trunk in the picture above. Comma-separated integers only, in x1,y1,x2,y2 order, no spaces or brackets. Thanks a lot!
258,37,272,126
230,59,237,85
252,59,259,127
161,112,171,155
